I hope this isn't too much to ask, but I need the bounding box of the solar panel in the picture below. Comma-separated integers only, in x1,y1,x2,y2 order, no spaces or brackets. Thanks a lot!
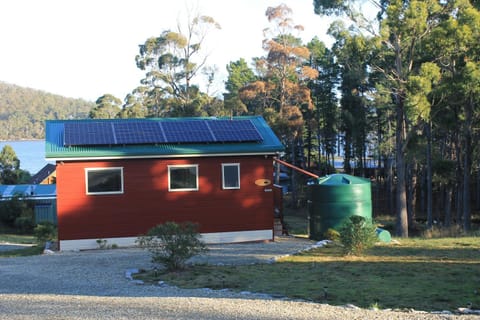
114,121,166,144
208,119,263,142
161,120,215,143
64,122,115,146
63,118,263,146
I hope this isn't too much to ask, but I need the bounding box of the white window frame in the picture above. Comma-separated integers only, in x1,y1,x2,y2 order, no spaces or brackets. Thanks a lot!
85,167,124,195
168,164,199,192
222,163,240,190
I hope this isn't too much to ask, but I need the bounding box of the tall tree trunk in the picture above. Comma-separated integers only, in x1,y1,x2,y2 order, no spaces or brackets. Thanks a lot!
386,157,394,215
426,121,433,229
455,139,463,225
444,184,453,227
406,160,417,229
344,134,352,174
420,169,425,216
307,124,312,169
476,170,480,211
462,98,473,231
392,32,409,237
395,102,408,237
290,138,298,208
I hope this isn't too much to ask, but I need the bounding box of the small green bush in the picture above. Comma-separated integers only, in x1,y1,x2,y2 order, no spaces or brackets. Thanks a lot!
324,228,341,241
33,222,57,244
136,221,208,271
339,215,377,256
96,239,117,249
14,215,35,232
96,239,108,249
0,195,33,228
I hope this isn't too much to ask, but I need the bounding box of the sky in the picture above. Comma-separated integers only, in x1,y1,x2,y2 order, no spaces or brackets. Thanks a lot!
0,0,337,102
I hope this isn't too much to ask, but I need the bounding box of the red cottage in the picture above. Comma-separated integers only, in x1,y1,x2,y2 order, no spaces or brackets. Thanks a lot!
45,116,284,250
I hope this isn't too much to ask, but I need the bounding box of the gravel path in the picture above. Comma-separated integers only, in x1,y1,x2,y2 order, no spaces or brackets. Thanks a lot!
0,237,477,319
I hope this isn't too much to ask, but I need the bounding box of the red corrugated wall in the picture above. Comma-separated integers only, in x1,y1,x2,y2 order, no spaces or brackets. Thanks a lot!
56,156,275,240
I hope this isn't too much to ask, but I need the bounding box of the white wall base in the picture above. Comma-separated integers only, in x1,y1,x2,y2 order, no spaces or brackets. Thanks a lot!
59,229,273,251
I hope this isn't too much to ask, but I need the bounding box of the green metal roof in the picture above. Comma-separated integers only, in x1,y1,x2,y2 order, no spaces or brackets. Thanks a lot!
45,116,284,160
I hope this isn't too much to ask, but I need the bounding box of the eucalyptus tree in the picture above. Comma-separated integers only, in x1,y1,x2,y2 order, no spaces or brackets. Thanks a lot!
375,1,451,237
89,94,122,119
415,0,480,231
224,58,257,116
459,61,480,231
135,12,220,117
307,37,339,171
328,21,374,176
239,4,318,149
118,91,148,119
315,0,450,237
0,145,24,184
238,4,318,206
455,7,480,232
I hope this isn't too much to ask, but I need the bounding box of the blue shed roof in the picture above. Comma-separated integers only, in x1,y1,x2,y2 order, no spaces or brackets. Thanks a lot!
0,184,56,200
45,116,284,161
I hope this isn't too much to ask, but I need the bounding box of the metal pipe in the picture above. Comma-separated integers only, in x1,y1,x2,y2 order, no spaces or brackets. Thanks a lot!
274,158,320,179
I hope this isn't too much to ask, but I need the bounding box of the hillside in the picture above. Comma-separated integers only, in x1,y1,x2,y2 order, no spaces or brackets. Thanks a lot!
0,82,94,140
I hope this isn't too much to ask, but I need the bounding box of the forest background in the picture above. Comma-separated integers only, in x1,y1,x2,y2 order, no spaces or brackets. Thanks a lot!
1,0,480,237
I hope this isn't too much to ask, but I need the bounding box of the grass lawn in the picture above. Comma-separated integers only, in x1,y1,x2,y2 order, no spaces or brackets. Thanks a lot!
0,233,36,244
135,236,480,312
0,245,44,257
0,230,41,257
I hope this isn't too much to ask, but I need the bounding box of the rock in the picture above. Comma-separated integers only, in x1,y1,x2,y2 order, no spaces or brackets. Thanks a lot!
45,241,59,251
457,307,480,314
431,310,453,315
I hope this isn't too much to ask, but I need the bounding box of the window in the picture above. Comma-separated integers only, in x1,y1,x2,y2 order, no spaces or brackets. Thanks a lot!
85,167,123,195
222,163,240,189
168,165,198,191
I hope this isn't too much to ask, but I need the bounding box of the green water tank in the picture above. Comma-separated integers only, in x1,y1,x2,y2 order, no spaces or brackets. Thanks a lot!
308,174,372,240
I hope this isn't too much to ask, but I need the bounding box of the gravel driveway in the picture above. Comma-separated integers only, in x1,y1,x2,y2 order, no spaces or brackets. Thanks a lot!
0,237,476,319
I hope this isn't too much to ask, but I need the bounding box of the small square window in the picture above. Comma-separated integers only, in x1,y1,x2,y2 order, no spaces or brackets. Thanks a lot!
85,167,123,195
222,163,240,189
168,165,199,191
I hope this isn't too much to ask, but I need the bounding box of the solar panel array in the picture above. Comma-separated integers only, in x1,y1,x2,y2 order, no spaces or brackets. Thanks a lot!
115,122,166,144
63,119,263,146
64,122,115,146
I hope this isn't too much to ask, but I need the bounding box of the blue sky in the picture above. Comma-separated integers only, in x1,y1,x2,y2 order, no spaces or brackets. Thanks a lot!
0,0,336,102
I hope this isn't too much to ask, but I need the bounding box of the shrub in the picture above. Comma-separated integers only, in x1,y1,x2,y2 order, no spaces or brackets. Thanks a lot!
136,221,208,271
96,239,117,249
33,222,57,244
339,215,377,256
0,195,33,228
324,228,340,241
96,239,108,249
14,215,35,233
422,224,464,238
